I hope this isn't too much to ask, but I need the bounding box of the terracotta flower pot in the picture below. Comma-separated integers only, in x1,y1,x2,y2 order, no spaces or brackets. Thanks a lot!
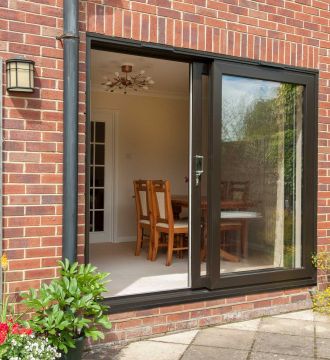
61,337,85,360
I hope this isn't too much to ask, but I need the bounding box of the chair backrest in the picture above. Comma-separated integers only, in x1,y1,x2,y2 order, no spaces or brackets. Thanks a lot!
220,181,229,200
150,180,174,227
133,180,153,224
228,181,249,202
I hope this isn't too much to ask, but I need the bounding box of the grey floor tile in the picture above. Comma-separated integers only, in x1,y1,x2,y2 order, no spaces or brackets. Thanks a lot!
193,327,255,350
181,345,248,360
316,338,330,359
250,352,314,360
253,332,314,358
259,317,314,337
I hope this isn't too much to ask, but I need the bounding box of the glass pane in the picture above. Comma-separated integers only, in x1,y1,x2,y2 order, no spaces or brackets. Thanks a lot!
90,189,94,210
95,122,105,143
94,189,104,209
91,121,95,142
90,166,94,188
94,211,104,231
90,144,94,166
95,144,105,165
90,211,94,232
220,75,303,274
95,167,104,187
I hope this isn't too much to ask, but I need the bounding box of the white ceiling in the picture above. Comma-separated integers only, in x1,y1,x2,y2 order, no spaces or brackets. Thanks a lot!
91,49,189,98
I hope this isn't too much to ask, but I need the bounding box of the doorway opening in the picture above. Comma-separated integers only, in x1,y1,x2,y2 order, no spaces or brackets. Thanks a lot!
89,50,190,297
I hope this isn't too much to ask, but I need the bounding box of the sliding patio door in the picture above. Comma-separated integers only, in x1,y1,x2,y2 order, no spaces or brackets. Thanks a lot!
190,60,316,291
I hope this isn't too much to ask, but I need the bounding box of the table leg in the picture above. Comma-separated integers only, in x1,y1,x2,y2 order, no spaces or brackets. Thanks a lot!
241,220,248,258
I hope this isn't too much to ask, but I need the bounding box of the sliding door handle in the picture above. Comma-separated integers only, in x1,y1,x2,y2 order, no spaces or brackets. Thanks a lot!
194,155,204,186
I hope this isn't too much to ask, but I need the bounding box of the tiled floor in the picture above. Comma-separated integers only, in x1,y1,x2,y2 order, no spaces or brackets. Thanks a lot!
83,310,330,360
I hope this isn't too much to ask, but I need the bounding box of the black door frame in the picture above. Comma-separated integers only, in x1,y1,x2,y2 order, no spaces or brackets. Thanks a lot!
86,33,318,314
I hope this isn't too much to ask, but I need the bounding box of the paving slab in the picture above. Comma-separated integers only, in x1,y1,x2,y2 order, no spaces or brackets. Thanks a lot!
314,313,330,323
315,321,330,339
117,341,188,360
249,352,314,360
147,329,198,345
253,332,314,358
274,310,314,321
259,317,314,337
216,318,261,331
181,345,248,360
193,327,255,350
316,338,330,359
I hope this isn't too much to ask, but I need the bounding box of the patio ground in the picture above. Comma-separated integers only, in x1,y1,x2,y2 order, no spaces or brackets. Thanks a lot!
83,309,330,360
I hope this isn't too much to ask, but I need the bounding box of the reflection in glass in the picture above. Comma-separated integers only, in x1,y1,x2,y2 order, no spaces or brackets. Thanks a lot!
95,122,105,142
95,167,105,187
94,189,104,209
94,211,104,231
95,144,105,165
220,76,303,273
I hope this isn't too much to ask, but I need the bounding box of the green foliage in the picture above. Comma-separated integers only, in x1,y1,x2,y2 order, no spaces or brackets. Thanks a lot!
21,260,112,354
311,252,330,315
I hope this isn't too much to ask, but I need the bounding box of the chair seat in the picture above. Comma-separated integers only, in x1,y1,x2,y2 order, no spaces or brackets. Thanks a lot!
139,219,150,225
156,219,188,229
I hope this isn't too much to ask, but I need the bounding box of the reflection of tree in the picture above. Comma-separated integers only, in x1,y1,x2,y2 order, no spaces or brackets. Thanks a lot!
222,82,301,268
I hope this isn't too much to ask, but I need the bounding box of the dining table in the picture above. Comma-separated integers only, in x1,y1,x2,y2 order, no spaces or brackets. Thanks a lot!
171,195,261,262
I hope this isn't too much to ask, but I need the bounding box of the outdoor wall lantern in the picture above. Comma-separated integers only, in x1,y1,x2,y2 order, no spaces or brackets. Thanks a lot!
6,57,35,93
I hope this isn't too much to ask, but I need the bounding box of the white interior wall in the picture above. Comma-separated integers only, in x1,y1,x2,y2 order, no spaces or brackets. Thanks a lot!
91,91,189,243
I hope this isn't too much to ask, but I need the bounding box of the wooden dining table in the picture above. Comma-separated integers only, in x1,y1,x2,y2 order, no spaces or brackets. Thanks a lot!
171,195,261,262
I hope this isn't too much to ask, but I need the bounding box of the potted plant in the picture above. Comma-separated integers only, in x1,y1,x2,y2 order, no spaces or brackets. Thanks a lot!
22,260,112,360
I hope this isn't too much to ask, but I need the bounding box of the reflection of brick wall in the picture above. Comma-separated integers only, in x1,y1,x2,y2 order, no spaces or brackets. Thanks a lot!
1,0,329,344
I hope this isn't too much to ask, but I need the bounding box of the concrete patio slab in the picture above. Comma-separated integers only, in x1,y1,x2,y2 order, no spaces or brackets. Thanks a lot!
316,338,330,359
274,310,314,321
147,329,198,345
193,327,255,350
116,341,188,360
249,352,314,360
315,321,330,338
181,345,249,360
258,317,314,337
83,310,330,360
216,318,261,331
253,333,314,358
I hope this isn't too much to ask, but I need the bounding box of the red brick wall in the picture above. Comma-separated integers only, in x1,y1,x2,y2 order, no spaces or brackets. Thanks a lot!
1,0,87,303
1,0,329,343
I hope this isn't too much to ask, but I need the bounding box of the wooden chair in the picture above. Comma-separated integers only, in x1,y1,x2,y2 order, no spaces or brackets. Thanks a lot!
133,180,154,260
150,180,188,266
220,181,229,200
220,222,243,262
220,181,249,261
228,181,249,203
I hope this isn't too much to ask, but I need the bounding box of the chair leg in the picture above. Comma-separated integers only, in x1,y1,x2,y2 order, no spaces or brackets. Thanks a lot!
151,229,159,261
166,231,174,266
147,227,154,260
135,225,143,256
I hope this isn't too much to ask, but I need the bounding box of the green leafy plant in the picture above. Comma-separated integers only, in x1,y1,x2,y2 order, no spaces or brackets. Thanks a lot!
21,260,112,354
311,252,330,315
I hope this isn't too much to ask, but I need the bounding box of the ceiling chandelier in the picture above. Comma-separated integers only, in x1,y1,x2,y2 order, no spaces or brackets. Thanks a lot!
102,63,155,94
